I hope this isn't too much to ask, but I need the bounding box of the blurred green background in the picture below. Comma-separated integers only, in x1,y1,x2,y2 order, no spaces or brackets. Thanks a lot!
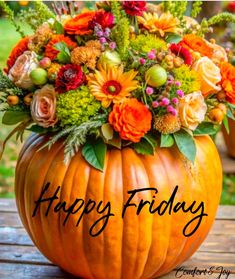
0,1,235,204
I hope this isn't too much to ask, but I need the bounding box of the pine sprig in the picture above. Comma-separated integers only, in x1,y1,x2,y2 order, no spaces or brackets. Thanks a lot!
0,70,23,96
40,113,108,163
0,1,25,37
191,1,203,18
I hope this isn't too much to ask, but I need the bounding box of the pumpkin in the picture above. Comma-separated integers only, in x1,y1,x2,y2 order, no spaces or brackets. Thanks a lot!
15,134,222,279
222,118,235,158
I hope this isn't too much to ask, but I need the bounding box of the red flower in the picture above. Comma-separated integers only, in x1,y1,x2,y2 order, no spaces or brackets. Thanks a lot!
122,1,146,16
4,37,29,73
227,2,235,13
56,64,85,93
170,43,193,65
89,10,114,29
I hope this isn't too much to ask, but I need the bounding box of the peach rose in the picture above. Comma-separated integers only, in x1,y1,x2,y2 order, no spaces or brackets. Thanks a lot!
192,57,221,97
179,91,207,131
207,42,228,64
8,51,38,89
31,85,58,128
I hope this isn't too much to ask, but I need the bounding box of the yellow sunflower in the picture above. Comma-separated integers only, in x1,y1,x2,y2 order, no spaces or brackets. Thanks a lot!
137,12,180,37
87,67,139,108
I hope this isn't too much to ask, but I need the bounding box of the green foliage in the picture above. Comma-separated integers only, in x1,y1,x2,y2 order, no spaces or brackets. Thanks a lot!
82,138,107,171
133,134,157,156
208,12,235,26
0,70,23,96
0,1,25,37
193,122,219,136
163,1,187,20
111,1,130,61
54,42,71,63
160,134,174,148
222,175,235,205
191,1,203,18
173,130,196,162
166,34,182,44
130,34,167,53
2,111,30,125
173,65,201,94
56,86,101,127
33,1,55,21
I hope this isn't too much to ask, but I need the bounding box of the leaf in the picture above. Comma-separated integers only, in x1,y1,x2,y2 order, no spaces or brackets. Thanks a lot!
160,134,174,148
54,20,64,34
166,33,182,44
173,130,196,162
227,107,235,120
223,115,230,134
193,122,219,136
2,111,30,125
54,42,71,64
134,138,155,155
27,125,49,134
144,133,158,149
82,138,107,171
101,123,114,141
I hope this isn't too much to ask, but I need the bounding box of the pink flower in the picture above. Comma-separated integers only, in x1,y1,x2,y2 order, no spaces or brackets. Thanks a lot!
152,101,159,108
146,87,154,95
31,85,58,128
139,58,146,65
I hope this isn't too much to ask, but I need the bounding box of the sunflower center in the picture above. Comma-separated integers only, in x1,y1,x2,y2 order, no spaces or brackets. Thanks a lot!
103,80,122,95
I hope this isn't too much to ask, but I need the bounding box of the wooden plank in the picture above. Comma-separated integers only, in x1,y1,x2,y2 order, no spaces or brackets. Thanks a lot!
0,244,50,265
211,220,235,235
0,199,17,213
199,234,235,253
0,262,75,278
216,206,235,220
0,227,33,246
0,212,22,228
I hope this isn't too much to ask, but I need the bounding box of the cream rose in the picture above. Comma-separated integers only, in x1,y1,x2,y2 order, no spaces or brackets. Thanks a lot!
179,91,207,131
192,57,221,97
31,85,58,128
8,51,38,89
207,42,228,64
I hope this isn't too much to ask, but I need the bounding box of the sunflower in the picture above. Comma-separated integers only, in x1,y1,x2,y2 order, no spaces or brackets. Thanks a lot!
88,67,139,108
137,12,180,37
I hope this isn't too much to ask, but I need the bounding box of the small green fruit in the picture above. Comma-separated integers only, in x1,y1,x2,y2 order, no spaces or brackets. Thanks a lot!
98,51,121,69
145,65,167,87
30,68,48,85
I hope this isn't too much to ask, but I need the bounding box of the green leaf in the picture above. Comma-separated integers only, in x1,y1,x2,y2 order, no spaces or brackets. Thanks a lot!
134,138,155,155
223,115,230,134
144,133,157,149
2,111,30,125
54,20,64,34
166,33,182,44
82,138,107,171
160,134,174,148
193,122,219,136
173,130,196,162
101,123,114,141
54,42,71,64
227,107,235,120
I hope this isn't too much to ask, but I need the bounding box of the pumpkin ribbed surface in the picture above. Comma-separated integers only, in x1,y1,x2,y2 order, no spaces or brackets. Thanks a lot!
15,134,222,279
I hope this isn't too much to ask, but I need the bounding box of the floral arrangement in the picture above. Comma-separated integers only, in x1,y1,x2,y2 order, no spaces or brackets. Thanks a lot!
1,1,235,171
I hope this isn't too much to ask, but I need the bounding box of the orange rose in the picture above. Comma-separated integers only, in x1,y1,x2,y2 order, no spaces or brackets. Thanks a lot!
220,62,235,104
109,99,152,143
64,11,96,35
180,34,213,58
207,42,228,64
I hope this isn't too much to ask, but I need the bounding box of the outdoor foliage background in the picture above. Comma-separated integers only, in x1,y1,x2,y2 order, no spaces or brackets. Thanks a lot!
0,1,234,204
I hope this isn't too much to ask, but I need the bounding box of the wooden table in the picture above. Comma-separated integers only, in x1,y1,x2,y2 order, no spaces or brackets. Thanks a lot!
0,199,234,279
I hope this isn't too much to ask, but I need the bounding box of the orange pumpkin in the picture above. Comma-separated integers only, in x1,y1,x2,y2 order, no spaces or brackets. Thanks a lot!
15,134,222,278
222,118,235,158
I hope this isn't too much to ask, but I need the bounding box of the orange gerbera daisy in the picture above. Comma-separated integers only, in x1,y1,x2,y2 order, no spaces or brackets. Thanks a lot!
220,62,235,104
45,35,77,61
180,34,213,58
5,37,29,73
137,12,180,37
88,67,139,108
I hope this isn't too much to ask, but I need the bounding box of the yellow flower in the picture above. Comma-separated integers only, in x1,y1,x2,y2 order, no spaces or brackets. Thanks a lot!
137,12,180,37
88,67,139,108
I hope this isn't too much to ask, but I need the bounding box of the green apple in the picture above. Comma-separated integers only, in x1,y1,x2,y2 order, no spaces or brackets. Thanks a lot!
30,68,48,86
145,65,167,87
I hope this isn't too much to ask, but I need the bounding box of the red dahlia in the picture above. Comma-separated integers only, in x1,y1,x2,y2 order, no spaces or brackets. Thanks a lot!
227,2,235,13
89,10,114,29
122,1,146,16
170,43,193,65
56,64,85,93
